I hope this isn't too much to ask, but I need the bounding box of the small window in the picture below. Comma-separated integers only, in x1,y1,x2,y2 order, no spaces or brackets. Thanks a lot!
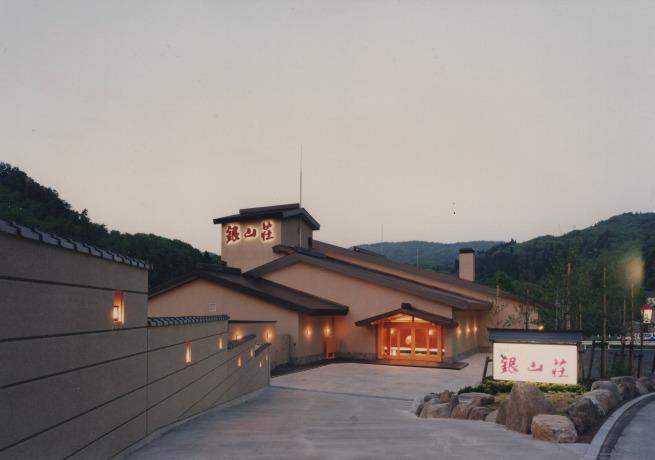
185,342,192,364
112,291,125,325
208,303,217,313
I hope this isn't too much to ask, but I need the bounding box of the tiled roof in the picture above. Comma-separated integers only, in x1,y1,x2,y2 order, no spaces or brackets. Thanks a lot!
147,315,230,327
248,247,491,311
212,203,320,230
355,303,459,329
0,218,150,269
149,265,349,316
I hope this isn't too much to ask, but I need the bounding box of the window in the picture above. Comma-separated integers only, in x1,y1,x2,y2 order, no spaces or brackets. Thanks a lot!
185,342,192,364
112,291,125,325
208,303,217,313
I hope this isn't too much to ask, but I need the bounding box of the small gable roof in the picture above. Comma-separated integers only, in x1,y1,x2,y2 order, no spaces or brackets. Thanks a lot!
212,203,320,230
355,303,458,329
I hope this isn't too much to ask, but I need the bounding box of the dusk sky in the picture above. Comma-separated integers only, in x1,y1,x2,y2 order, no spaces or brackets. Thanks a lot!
2,1,654,253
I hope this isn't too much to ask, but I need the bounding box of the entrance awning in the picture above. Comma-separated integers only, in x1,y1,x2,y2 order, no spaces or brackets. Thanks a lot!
355,303,458,329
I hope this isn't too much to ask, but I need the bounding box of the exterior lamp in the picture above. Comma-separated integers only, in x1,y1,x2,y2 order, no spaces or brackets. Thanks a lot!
250,347,254,358
235,334,242,341
259,361,262,368
390,328,395,335
428,329,434,336
185,343,192,364
457,328,462,336
538,325,544,331
473,326,478,333
218,337,224,350
466,327,471,334
265,354,269,362
266,331,273,341
237,356,242,367
305,327,312,338
112,305,120,323
324,326,331,336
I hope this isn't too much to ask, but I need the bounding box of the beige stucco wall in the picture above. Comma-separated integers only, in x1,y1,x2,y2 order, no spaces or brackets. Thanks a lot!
295,314,335,362
148,278,299,340
262,262,455,360
220,219,283,271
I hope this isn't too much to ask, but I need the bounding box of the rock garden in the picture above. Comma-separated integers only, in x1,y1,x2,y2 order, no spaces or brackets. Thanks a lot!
411,375,655,443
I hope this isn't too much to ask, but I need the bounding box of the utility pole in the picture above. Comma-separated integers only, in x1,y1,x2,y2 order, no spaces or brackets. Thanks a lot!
601,267,608,378
566,262,572,330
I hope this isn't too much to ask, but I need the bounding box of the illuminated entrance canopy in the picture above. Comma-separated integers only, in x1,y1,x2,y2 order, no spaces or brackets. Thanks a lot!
489,329,582,385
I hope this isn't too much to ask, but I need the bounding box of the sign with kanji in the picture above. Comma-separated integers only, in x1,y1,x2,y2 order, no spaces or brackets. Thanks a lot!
224,221,276,244
492,342,578,385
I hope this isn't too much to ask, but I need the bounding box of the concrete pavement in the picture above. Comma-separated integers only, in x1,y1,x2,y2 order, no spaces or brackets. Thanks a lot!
127,357,588,460
608,397,655,460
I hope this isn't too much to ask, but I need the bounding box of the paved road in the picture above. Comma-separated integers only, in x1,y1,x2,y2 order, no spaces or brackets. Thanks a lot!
609,398,655,460
128,359,587,460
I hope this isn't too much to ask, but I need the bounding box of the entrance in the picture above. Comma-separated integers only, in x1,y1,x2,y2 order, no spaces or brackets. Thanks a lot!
378,316,443,362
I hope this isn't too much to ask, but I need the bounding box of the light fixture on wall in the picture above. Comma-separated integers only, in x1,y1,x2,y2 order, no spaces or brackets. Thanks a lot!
237,356,242,367
405,335,412,345
235,334,242,341
428,329,434,336
185,343,192,364
305,327,312,338
466,326,471,334
390,328,395,335
473,326,478,333
538,324,545,331
112,305,120,323
112,290,124,325
250,347,254,358
457,328,462,336
265,354,268,362
259,361,262,368
324,326,331,336
266,331,273,341
218,337,224,350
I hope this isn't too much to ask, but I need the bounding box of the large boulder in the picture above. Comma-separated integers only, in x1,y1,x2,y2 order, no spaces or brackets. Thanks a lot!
531,415,578,443
424,393,438,402
636,379,650,395
485,409,499,423
637,377,655,393
504,382,555,433
411,396,426,416
439,390,455,403
419,395,458,419
582,389,616,416
591,380,621,403
567,396,600,433
457,392,495,406
468,406,492,421
451,398,482,419
496,400,508,425
611,376,637,401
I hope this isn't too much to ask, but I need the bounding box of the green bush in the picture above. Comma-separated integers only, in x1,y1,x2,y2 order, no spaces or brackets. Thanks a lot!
457,378,588,395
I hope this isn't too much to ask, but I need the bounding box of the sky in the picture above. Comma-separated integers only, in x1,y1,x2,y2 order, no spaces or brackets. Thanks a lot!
1,1,654,254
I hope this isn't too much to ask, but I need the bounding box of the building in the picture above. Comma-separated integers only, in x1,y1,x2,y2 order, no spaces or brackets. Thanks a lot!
148,203,542,366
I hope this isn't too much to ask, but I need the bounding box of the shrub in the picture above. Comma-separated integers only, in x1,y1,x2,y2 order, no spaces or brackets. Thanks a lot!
457,378,588,395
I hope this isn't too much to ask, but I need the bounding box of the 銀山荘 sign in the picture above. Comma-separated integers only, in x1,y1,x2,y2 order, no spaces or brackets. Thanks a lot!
224,220,275,244
492,342,578,385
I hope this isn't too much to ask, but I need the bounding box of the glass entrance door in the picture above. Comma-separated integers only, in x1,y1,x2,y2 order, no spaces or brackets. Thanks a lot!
380,321,442,362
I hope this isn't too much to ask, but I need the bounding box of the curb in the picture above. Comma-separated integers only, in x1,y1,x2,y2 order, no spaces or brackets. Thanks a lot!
581,392,655,460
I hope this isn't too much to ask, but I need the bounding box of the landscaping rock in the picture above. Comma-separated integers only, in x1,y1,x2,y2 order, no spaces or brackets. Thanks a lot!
411,396,426,416
439,390,455,403
636,379,650,395
457,392,495,406
611,376,637,401
637,377,655,393
485,409,498,423
591,380,621,403
504,382,555,433
567,396,600,433
419,399,454,418
584,389,619,413
496,400,508,425
531,414,578,443
468,406,491,421
451,398,482,419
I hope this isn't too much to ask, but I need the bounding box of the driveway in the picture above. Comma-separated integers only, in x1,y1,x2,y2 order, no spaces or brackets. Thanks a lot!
128,356,587,460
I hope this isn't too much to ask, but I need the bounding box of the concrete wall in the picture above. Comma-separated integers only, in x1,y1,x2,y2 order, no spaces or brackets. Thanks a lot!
295,314,335,364
227,320,289,367
1,232,270,460
262,262,454,360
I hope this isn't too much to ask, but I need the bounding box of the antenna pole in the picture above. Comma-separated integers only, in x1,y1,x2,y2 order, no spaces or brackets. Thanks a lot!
299,145,303,207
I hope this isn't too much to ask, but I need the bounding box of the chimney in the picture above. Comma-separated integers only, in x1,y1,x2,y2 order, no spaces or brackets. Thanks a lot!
458,248,475,282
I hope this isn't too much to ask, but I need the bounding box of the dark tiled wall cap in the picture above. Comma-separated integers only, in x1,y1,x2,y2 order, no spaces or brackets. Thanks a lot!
147,315,230,327
0,218,150,269
228,334,257,349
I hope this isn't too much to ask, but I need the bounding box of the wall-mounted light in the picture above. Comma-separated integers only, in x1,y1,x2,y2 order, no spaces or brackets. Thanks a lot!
390,328,395,335
324,326,331,337
250,347,254,358
237,356,242,367
428,329,434,336
218,336,224,350
266,331,273,341
185,343,192,364
538,324,544,331
112,291,125,325
235,334,242,341
466,326,471,334
259,361,262,368
265,354,268,362
441,348,446,354
457,328,462,336
112,305,120,323
473,326,478,333
305,327,312,338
